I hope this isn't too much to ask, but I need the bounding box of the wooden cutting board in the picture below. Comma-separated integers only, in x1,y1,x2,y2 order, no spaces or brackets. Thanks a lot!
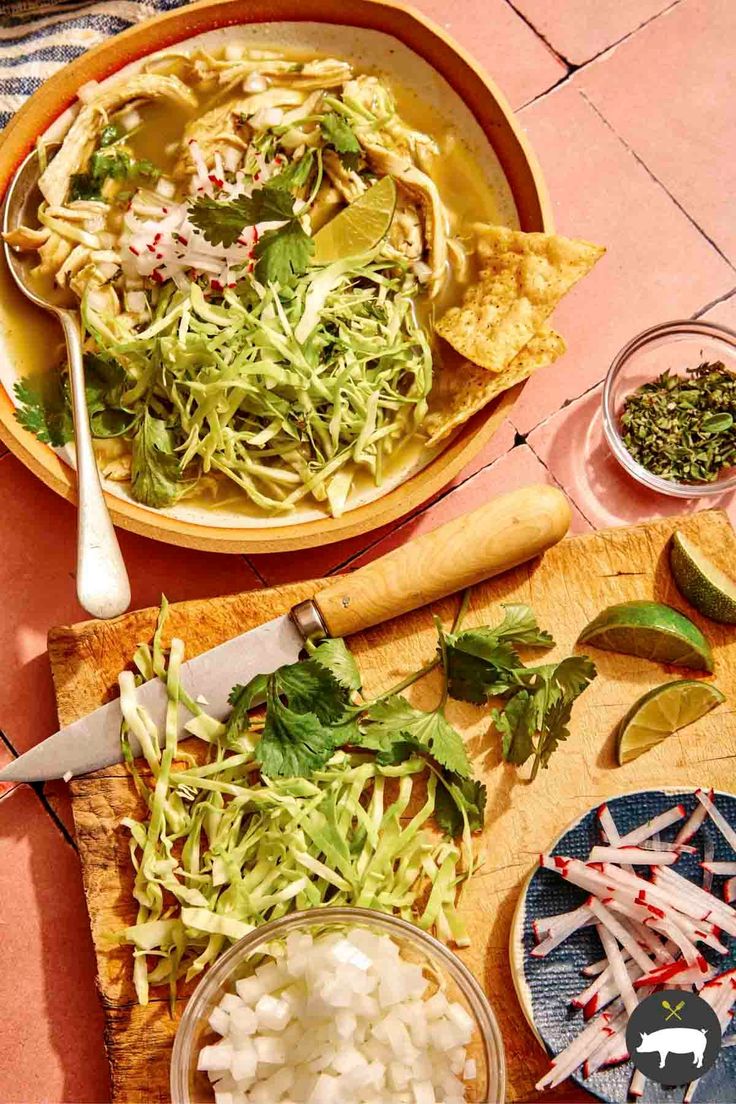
48,510,736,1104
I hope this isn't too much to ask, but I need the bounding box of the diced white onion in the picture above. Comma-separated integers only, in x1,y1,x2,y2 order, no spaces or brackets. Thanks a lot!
198,928,478,1103
244,71,268,93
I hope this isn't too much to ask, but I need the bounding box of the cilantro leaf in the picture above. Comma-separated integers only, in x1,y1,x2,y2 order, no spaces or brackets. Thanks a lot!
253,219,313,285
256,696,342,777
492,691,535,765
226,673,268,742
435,774,487,838
320,113,362,169
188,185,296,248
310,637,362,691
268,150,315,192
275,658,347,723
366,695,471,777
444,604,554,704
13,375,72,447
536,695,574,773
492,604,555,647
130,412,185,509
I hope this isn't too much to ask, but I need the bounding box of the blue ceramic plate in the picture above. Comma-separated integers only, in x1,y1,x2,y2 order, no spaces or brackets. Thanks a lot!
511,788,736,1103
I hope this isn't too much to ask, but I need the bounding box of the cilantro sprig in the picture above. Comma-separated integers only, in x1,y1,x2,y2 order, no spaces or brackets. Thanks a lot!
320,113,361,169
222,596,595,845
188,171,314,285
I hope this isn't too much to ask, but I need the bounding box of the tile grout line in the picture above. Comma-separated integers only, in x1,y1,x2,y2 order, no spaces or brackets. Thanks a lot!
0,727,78,849
502,0,572,67
692,287,736,320
515,0,684,110
579,89,736,276
523,437,598,530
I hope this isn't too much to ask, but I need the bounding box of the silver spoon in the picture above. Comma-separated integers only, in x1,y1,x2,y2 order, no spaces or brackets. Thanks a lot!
3,145,131,619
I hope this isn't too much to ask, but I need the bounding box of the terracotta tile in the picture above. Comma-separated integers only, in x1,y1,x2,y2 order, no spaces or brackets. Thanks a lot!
247,417,518,587
0,785,109,1102
410,0,566,107
0,453,261,755
579,0,736,264
527,383,736,529
0,734,18,800
344,443,589,571
511,0,675,65
509,85,735,435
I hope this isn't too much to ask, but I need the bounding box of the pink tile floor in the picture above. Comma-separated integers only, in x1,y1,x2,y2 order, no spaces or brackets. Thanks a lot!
1,2,735,1100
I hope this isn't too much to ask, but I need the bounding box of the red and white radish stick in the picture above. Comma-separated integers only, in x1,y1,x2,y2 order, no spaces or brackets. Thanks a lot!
617,805,685,846
654,866,736,935
582,955,610,978
701,861,736,876
626,917,674,964
588,898,654,972
583,960,641,1021
589,846,678,865
584,1026,628,1077
702,824,715,894
633,956,712,990
596,923,638,1017
674,792,711,845
573,958,632,1008
533,902,595,947
598,803,622,845
696,787,736,852
629,1068,646,1099
535,1003,626,1090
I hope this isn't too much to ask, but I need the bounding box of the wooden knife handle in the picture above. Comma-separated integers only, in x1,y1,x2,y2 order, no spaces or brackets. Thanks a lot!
315,484,571,638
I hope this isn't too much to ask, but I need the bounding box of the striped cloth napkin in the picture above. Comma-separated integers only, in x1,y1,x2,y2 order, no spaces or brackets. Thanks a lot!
0,0,191,130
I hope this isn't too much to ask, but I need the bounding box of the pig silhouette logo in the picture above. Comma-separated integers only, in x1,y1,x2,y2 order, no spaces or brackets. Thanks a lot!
627,989,722,1085
636,1027,708,1070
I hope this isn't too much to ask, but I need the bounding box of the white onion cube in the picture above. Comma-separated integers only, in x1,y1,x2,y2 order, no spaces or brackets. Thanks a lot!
208,1006,230,1037
197,1043,233,1072
254,1035,286,1065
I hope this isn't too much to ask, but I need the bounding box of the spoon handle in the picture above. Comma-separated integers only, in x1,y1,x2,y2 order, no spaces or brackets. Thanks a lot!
60,310,131,619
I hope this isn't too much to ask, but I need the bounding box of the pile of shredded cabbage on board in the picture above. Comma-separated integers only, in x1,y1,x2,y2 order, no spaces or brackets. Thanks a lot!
9,48,461,518
116,599,486,1006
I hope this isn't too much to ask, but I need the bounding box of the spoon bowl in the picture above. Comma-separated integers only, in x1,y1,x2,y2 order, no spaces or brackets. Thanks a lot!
3,143,131,619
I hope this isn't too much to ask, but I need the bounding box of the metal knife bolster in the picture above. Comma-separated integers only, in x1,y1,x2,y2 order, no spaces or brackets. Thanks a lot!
290,599,328,642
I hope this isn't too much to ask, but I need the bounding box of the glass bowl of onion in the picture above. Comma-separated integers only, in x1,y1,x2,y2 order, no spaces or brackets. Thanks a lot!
170,907,505,1104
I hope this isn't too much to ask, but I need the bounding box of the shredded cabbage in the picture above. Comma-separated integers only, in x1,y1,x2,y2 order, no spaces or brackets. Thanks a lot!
117,605,474,1005
83,253,432,516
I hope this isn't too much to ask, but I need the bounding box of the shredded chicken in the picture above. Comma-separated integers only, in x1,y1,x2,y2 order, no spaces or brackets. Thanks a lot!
174,99,253,176
39,73,197,207
34,231,72,278
322,149,366,204
191,53,352,91
389,199,423,262
3,225,49,250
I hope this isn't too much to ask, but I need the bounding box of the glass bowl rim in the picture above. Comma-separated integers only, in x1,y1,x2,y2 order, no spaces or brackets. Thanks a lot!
601,318,736,498
170,905,507,1104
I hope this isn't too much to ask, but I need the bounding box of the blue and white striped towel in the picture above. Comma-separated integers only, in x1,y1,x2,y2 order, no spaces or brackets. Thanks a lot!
0,0,191,130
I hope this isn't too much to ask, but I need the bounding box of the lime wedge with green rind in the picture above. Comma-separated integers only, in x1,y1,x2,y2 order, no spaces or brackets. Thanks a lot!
577,600,714,672
670,530,736,624
312,175,397,265
617,678,725,764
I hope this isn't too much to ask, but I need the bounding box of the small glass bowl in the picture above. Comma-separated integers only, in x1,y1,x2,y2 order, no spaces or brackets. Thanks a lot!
170,907,506,1104
602,319,736,497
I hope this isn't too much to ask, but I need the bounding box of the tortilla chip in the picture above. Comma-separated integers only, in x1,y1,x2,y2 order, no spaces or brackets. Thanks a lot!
424,329,566,447
435,226,604,372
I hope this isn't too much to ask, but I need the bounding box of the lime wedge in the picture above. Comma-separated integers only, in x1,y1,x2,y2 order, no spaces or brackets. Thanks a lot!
312,176,397,264
617,679,725,764
577,600,714,672
670,530,736,624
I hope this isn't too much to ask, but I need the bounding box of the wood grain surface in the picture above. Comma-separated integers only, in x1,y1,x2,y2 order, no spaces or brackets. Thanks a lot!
48,511,736,1104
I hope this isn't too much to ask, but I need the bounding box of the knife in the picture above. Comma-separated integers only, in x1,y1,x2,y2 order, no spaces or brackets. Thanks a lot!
0,484,570,782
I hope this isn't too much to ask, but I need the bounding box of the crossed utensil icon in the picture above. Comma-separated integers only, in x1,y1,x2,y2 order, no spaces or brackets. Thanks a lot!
662,999,685,1021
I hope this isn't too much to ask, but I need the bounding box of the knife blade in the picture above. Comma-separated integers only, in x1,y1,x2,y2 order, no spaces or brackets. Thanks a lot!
0,614,303,782
0,484,572,783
